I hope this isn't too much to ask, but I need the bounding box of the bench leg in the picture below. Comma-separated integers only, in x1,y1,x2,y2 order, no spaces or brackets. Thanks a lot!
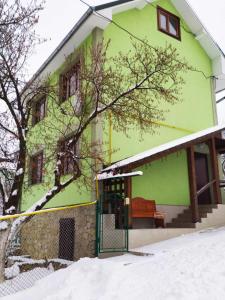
155,218,165,228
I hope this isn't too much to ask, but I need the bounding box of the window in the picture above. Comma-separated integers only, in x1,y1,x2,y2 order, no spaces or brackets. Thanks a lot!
60,62,80,103
157,6,181,40
59,136,79,175
32,96,46,126
30,152,43,185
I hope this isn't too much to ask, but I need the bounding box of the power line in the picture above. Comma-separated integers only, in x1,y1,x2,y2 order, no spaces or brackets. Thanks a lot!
217,97,225,104
80,0,214,80
80,0,156,50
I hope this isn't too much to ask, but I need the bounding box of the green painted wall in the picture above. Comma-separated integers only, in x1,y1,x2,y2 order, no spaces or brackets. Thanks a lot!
103,0,214,163
22,0,216,210
21,35,93,211
132,151,190,205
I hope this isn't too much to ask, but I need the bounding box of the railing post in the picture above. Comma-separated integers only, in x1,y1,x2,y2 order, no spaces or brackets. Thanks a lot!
95,198,100,257
208,138,222,204
187,147,200,223
124,175,132,229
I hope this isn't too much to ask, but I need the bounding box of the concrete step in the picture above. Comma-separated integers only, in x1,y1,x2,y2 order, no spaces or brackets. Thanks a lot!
167,222,196,228
170,216,193,223
130,205,225,249
167,204,218,228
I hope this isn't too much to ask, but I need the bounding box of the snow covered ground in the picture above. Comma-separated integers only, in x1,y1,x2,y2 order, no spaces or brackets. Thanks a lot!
3,227,225,300
0,268,53,297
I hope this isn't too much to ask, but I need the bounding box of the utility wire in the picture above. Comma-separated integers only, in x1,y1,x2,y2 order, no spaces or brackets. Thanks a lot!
80,0,215,80
80,0,155,50
217,96,225,104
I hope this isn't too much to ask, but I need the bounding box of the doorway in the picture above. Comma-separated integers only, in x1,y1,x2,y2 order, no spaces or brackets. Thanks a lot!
58,218,75,261
96,177,128,254
194,152,211,204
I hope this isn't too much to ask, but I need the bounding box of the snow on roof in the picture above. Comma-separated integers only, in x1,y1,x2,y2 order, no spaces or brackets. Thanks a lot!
102,124,225,172
96,171,143,181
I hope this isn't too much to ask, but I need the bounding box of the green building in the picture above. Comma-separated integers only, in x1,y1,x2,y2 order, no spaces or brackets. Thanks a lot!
21,0,225,259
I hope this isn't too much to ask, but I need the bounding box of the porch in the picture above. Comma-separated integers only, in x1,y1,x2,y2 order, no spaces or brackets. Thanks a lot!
100,124,225,228
96,125,225,253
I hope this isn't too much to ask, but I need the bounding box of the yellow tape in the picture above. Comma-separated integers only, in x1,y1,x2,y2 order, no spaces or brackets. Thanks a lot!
0,201,97,221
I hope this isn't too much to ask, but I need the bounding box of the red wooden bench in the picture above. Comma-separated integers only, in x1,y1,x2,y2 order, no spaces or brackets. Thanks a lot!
131,197,165,228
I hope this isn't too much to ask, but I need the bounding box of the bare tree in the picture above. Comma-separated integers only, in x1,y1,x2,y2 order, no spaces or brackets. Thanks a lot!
0,0,45,214
0,0,191,282
19,38,190,215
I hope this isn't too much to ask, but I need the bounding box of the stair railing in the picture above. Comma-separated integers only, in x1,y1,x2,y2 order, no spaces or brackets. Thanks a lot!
197,180,216,197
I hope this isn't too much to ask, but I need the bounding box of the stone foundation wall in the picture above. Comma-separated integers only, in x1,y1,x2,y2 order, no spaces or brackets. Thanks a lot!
0,226,10,283
20,205,96,261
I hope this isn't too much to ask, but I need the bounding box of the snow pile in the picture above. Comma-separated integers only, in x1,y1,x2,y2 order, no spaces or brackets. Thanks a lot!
0,268,53,297
7,256,73,266
5,265,20,280
11,190,18,196
4,227,225,299
0,221,8,231
5,206,15,214
16,169,23,176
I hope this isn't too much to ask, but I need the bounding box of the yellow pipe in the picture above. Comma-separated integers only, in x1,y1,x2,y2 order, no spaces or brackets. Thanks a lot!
95,178,99,199
0,201,97,221
152,120,193,134
94,158,99,199
108,112,192,162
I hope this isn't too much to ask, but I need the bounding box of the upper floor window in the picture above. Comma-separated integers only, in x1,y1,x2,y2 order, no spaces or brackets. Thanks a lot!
30,151,43,185
157,6,181,40
32,96,46,126
60,62,80,103
58,136,79,175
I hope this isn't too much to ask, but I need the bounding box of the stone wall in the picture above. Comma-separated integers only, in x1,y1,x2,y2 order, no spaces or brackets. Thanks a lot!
20,205,96,261
0,226,10,283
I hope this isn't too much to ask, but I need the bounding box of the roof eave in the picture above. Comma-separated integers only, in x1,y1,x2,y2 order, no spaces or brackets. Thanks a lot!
32,7,93,82
31,0,225,83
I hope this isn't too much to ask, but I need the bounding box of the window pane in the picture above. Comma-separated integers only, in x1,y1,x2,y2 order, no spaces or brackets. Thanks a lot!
159,13,167,31
34,98,45,125
69,73,76,96
37,155,42,182
40,100,45,120
59,137,77,175
73,95,82,115
66,76,70,99
62,64,80,101
169,16,178,36
31,153,43,184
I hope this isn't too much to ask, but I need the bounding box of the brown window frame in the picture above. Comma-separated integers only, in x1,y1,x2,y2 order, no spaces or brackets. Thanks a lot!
32,96,46,126
30,151,44,185
157,6,181,41
59,62,81,104
58,136,79,176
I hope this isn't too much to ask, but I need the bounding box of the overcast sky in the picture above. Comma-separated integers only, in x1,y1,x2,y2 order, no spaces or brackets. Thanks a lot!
28,0,225,77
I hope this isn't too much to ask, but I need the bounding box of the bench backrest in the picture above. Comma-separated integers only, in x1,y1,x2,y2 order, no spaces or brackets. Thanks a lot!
131,197,156,218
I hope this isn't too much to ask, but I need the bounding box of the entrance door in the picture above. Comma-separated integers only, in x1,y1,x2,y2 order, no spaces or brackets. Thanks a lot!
96,178,129,254
103,178,126,229
194,152,211,204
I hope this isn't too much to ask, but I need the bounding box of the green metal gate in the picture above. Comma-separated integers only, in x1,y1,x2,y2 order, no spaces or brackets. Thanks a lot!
96,178,129,254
